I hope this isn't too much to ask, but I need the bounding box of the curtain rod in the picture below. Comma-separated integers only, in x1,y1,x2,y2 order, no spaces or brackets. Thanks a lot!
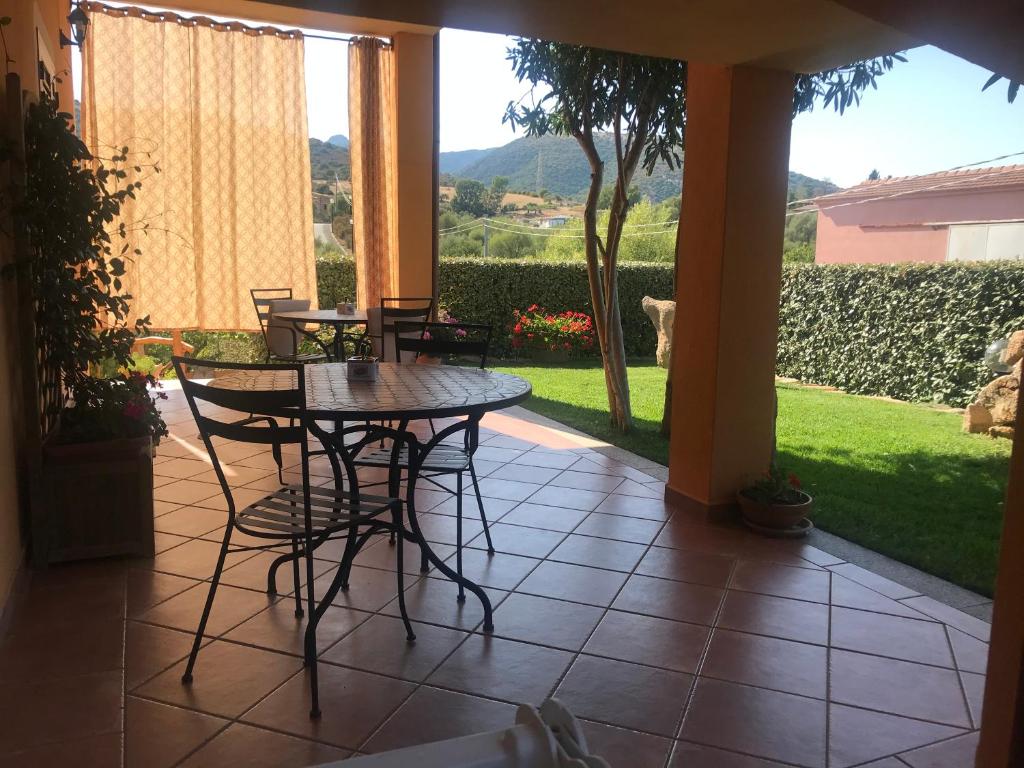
79,1,392,45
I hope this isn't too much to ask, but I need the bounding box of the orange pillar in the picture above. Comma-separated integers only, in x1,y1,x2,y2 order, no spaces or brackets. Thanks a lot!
666,62,794,517
977,378,1024,766
392,31,438,300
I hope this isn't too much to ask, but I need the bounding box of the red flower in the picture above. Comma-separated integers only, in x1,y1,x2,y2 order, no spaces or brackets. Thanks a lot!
788,473,801,489
123,401,145,419
527,304,539,312
513,323,523,335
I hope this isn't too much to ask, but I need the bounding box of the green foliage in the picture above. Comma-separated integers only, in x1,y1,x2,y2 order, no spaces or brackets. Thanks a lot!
316,257,1022,407
439,258,673,357
784,211,817,246
451,179,489,217
782,242,815,264
315,257,358,309
308,138,350,180
14,93,167,443
777,262,1024,407
440,234,484,258
488,230,538,259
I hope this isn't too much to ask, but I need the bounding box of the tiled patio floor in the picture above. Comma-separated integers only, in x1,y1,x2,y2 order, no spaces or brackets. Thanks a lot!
0,387,990,767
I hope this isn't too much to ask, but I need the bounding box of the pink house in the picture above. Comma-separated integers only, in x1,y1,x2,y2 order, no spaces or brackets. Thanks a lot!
812,164,1024,264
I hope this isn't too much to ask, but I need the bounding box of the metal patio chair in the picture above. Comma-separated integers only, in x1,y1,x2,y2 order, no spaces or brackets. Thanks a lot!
352,321,496,603
249,288,327,364
172,357,414,718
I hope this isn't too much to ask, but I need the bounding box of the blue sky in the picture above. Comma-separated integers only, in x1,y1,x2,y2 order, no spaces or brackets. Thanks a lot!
432,30,1023,188
76,21,1023,190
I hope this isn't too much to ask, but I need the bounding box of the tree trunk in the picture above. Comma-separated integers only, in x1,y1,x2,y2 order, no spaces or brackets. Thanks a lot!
576,130,633,433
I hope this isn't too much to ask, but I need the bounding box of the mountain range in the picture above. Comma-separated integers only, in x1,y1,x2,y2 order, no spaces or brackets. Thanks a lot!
310,132,840,202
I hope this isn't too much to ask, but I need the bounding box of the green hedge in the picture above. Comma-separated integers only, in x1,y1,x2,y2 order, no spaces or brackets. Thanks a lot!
777,263,1024,407
439,258,673,357
317,257,1024,406
316,256,674,358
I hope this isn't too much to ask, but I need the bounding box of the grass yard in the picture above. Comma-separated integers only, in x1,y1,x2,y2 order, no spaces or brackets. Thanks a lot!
493,360,1010,596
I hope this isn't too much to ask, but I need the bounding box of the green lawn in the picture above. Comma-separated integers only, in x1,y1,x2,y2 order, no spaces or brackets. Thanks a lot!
493,360,1010,596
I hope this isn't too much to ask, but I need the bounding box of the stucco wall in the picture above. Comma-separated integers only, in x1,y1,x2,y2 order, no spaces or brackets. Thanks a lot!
0,0,74,613
815,187,1024,264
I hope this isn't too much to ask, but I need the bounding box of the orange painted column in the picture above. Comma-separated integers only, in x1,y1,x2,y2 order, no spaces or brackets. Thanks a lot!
976,376,1024,766
666,62,794,517
391,31,438,300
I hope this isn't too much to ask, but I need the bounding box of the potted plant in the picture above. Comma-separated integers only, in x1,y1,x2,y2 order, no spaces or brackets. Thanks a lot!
737,464,813,536
14,91,167,561
510,305,595,362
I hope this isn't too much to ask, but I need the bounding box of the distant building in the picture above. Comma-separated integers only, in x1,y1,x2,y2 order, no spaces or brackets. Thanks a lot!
539,216,569,229
812,165,1024,264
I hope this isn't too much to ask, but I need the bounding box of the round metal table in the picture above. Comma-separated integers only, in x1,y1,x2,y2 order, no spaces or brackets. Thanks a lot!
210,363,532,630
273,309,368,361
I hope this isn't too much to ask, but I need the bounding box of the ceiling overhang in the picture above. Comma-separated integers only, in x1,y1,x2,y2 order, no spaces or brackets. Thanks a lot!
255,0,919,72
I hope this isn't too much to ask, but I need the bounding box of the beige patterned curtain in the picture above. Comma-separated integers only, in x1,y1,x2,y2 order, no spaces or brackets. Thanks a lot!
349,37,398,311
80,4,317,331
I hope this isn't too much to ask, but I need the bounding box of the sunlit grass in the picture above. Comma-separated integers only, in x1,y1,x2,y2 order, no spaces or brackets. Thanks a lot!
493,360,1010,595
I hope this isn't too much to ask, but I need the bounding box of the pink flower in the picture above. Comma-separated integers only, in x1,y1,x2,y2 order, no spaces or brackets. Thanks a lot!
455,328,467,338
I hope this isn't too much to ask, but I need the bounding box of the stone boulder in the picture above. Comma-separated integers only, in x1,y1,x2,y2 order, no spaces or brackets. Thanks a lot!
642,296,676,369
964,330,1024,439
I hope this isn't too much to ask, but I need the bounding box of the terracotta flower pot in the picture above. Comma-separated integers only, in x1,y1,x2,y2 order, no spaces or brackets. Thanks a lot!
737,489,813,530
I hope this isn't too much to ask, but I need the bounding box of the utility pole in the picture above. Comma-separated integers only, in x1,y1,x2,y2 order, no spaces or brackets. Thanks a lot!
482,219,489,258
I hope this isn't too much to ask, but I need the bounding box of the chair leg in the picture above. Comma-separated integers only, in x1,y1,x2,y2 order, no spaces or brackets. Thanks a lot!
393,509,416,643
303,532,321,718
469,461,494,554
456,472,465,604
290,537,304,617
182,523,233,683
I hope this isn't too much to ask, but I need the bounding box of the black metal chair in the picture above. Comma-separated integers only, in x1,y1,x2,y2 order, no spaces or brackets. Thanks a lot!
171,357,414,719
366,297,434,362
351,322,496,603
249,288,327,364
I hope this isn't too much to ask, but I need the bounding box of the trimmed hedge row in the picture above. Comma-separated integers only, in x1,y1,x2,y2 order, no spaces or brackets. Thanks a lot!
317,256,675,358
317,257,1024,406
777,263,1024,407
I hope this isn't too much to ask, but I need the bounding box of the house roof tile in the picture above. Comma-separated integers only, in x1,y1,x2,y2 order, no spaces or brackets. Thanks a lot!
812,164,1024,206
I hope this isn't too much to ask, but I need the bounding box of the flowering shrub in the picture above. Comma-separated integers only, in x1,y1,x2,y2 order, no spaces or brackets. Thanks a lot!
59,372,169,445
510,305,595,354
741,463,807,505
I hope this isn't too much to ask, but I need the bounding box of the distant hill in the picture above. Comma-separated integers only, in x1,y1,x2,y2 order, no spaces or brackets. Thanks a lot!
449,134,684,202
327,134,349,149
439,147,498,174
309,138,350,181
787,171,840,202
445,134,840,203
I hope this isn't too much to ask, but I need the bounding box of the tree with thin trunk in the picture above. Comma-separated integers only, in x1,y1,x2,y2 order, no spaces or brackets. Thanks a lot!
505,40,905,433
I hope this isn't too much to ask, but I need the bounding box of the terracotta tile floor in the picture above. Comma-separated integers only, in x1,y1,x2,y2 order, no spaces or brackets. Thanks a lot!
0,390,989,767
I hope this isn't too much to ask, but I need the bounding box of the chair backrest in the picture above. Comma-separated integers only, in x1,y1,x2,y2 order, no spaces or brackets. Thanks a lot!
250,288,292,349
366,297,434,362
267,298,311,358
172,357,308,512
393,321,493,369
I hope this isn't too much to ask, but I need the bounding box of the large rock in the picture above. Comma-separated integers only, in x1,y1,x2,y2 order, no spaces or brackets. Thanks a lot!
1004,330,1024,367
642,296,676,368
965,335,1023,439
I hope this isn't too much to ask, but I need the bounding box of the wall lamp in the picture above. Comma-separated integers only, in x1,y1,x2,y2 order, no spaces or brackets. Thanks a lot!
59,5,89,48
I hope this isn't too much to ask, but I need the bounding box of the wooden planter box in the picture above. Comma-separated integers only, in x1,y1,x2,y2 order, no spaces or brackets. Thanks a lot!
38,434,156,563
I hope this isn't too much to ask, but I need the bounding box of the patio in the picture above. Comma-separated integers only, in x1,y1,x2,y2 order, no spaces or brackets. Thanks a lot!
0,389,989,767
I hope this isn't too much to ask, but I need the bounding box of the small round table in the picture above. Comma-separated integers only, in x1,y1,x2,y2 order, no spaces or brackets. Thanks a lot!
273,309,368,361
210,363,532,631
